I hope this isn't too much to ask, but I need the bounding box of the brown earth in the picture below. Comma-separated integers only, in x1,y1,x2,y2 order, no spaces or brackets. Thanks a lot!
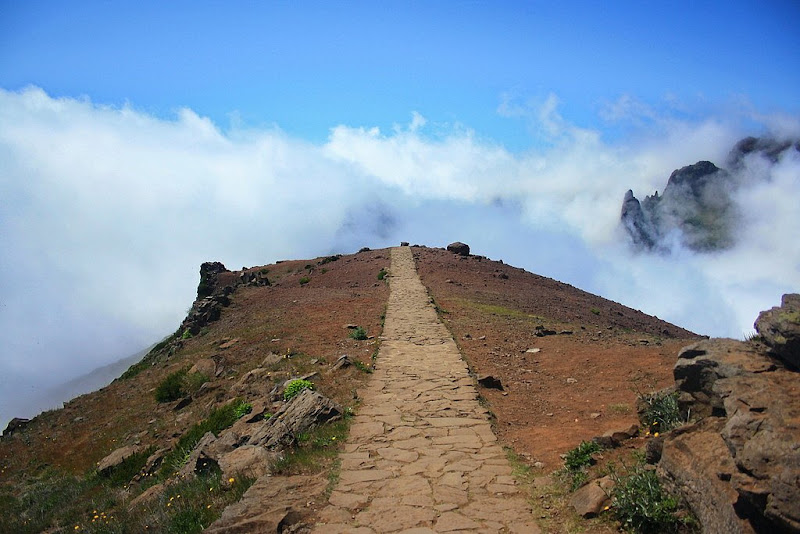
0,244,702,533
412,246,700,470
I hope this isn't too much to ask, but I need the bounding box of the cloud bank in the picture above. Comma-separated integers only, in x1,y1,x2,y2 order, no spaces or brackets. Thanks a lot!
1,87,798,425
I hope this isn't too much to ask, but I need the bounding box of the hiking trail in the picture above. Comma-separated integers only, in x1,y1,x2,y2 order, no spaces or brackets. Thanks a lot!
312,246,541,533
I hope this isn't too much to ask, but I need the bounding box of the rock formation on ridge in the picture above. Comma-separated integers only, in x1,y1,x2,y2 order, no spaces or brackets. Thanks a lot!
621,136,799,252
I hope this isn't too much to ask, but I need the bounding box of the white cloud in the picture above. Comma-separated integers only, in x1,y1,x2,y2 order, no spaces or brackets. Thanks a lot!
1,86,798,427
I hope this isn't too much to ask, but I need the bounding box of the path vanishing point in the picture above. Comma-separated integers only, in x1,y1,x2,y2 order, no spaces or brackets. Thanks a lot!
312,246,541,533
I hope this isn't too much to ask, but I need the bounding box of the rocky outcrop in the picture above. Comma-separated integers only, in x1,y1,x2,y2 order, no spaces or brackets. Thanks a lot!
2,417,30,438
197,261,229,299
246,389,342,449
657,297,800,533
206,474,327,533
727,137,800,169
621,160,735,252
96,445,142,476
446,241,470,256
621,137,799,252
673,339,776,419
239,269,271,287
180,294,231,335
658,418,753,533
755,293,800,370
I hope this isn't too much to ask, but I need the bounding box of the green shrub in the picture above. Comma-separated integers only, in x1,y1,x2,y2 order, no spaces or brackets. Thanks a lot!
104,446,156,487
564,440,602,472
609,462,695,533
299,276,310,285
639,390,683,434
233,402,252,419
590,307,601,315
377,268,387,280
284,379,314,401
155,369,188,403
318,255,341,265
185,372,210,395
563,440,603,490
348,327,367,340
181,328,193,340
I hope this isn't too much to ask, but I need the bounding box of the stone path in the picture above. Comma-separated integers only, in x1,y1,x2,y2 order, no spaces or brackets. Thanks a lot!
312,247,540,533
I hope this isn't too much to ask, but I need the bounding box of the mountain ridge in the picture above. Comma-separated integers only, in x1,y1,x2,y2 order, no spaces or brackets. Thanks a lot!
0,244,701,533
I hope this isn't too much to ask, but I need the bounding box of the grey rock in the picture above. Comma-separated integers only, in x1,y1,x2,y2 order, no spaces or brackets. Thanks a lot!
96,445,143,476
570,476,614,518
446,241,470,256
658,418,754,534
673,339,774,419
755,293,800,370
716,369,800,532
621,137,800,253
477,375,504,390
658,318,800,533
247,389,342,449
2,417,30,438
206,474,326,533
330,354,352,371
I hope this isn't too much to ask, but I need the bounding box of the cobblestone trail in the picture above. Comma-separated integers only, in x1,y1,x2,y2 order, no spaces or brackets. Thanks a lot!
313,247,540,533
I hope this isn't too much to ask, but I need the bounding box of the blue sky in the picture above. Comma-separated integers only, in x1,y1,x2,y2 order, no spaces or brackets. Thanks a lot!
3,1,798,147
1,1,799,426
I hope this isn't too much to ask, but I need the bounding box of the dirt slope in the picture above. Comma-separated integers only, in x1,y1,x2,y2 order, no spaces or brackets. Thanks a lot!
0,245,700,533
413,246,700,469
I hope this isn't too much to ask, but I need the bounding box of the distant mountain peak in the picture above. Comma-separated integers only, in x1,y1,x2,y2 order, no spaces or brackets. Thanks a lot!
620,136,799,252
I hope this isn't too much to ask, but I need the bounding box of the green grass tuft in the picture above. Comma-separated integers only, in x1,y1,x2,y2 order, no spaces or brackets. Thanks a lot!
283,379,314,401
154,369,189,403
562,440,603,490
609,461,697,533
348,327,368,340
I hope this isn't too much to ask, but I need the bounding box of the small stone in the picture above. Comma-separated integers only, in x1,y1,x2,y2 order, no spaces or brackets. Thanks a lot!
477,375,504,390
566,378,578,384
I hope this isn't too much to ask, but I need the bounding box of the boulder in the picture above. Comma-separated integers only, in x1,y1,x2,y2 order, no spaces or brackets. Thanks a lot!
218,446,278,480
189,358,217,377
233,368,272,393
755,293,800,370
592,424,639,449
330,354,352,372
96,445,142,476
446,242,470,256
205,474,326,533
178,432,220,478
247,389,342,449
569,476,614,518
477,375,503,390
134,448,168,481
2,417,30,438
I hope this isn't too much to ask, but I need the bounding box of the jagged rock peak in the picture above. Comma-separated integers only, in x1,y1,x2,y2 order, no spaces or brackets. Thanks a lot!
619,135,799,253
727,136,800,168
197,261,229,299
